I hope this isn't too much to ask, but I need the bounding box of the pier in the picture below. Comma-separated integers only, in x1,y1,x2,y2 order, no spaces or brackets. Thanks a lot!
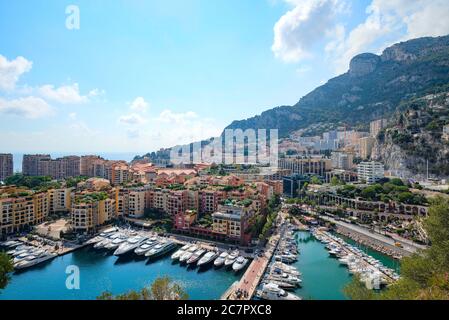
223,233,280,300
315,229,396,284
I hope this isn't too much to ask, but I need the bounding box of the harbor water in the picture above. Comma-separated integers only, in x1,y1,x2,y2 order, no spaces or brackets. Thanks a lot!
1,231,401,300
292,231,400,300
0,247,242,300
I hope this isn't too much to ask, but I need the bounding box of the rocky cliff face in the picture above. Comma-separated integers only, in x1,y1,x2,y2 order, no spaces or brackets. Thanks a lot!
374,92,449,179
349,53,380,77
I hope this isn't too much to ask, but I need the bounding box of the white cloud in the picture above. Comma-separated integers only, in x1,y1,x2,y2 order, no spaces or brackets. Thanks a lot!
0,96,53,119
129,97,149,112
38,83,94,104
118,113,147,125
156,110,198,124
0,55,33,91
272,0,344,63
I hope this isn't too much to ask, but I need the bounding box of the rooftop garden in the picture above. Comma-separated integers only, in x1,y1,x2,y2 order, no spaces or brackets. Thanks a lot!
75,191,109,204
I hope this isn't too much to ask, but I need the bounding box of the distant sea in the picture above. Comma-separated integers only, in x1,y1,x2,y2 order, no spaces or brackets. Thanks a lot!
12,152,141,173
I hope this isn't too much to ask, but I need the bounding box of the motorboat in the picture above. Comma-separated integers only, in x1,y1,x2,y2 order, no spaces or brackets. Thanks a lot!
171,244,192,261
104,235,128,250
179,245,198,263
145,242,177,259
259,283,301,300
197,251,219,267
14,252,57,270
232,256,248,272
186,249,206,265
224,250,239,267
213,251,229,267
134,240,158,256
114,235,147,256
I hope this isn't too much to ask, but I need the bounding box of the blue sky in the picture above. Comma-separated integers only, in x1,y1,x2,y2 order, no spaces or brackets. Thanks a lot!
1,0,448,154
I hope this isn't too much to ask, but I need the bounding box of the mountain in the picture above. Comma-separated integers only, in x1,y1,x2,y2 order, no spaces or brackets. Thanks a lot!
225,35,449,138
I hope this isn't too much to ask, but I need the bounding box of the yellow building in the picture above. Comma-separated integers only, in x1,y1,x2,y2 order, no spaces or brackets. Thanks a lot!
48,188,72,213
0,189,50,235
71,193,116,233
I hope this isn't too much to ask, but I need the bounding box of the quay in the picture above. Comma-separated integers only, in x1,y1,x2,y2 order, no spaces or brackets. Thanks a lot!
223,233,281,300
315,229,396,284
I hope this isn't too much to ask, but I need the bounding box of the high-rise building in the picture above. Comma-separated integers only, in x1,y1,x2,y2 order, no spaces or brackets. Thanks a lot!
331,151,354,170
278,157,331,177
370,119,388,138
359,137,376,159
80,155,104,176
23,155,80,179
22,154,51,176
0,153,13,182
357,161,385,184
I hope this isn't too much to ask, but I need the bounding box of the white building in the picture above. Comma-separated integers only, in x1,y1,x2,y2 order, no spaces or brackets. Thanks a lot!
357,161,385,184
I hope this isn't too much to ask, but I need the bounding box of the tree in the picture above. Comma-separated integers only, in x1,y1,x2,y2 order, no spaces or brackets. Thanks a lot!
97,276,188,300
0,252,14,290
344,197,449,300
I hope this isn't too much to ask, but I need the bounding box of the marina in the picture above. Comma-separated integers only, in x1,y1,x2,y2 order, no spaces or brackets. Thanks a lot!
0,245,242,300
1,225,401,300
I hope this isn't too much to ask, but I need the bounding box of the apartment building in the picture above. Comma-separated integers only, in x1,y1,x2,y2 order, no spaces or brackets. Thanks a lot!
357,161,385,184
71,195,116,232
22,154,51,176
359,137,376,160
212,204,256,245
80,155,104,176
48,188,72,213
0,189,50,235
0,153,13,182
174,210,198,231
370,119,388,138
23,155,81,179
145,188,199,216
278,157,331,177
331,151,354,170
199,190,225,214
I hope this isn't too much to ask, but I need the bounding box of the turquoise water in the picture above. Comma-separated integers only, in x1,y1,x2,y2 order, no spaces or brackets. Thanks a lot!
293,231,352,300
335,233,401,273
0,247,242,300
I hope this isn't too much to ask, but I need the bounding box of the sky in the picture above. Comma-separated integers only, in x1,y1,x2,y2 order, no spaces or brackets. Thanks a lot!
1,0,449,154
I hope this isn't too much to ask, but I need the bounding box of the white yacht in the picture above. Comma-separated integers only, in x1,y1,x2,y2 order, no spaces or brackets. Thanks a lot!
197,251,219,267
187,249,206,265
267,273,302,286
232,256,248,272
114,235,147,256
171,244,192,261
259,283,301,301
104,235,128,250
224,250,239,267
213,251,229,267
179,245,198,263
15,252,57,270
134,240,158,256
145,242,177,259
